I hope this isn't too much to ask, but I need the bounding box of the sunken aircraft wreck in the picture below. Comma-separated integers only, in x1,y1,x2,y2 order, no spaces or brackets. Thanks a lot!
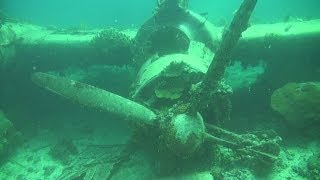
1,0,320,179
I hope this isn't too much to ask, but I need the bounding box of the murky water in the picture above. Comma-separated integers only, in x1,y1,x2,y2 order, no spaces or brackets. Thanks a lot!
1,0,320,179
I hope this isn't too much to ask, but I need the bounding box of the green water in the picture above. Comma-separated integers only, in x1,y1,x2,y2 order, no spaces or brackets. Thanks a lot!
1,0,320,179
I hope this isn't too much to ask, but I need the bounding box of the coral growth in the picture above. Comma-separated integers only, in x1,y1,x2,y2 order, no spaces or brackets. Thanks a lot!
271,82,320,131
91,28,134,66
160,113,205,158
306,153,320,179
211,130,281,177
224,61,266,90
0,111,22,161
290,152,320,179
0,25,16,69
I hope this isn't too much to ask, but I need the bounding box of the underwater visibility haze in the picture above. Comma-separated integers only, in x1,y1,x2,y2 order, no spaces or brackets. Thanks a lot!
0,0,320,179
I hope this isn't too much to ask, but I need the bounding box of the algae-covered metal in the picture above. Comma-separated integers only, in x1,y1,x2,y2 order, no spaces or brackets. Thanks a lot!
29,0,283,178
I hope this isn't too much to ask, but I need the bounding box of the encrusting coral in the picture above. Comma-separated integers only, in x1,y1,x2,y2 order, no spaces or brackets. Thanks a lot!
0,111,22,162
0,24,16,69
90,28,134,66
271,82,320,132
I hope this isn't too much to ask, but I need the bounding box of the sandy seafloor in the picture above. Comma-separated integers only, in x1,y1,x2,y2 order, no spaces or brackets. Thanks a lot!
0,113,318,179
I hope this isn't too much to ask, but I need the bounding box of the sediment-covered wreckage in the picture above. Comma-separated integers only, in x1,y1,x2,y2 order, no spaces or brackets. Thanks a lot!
1,0,320,179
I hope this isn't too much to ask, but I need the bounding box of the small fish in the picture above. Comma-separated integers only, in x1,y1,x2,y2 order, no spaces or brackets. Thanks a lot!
199,12,208,17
